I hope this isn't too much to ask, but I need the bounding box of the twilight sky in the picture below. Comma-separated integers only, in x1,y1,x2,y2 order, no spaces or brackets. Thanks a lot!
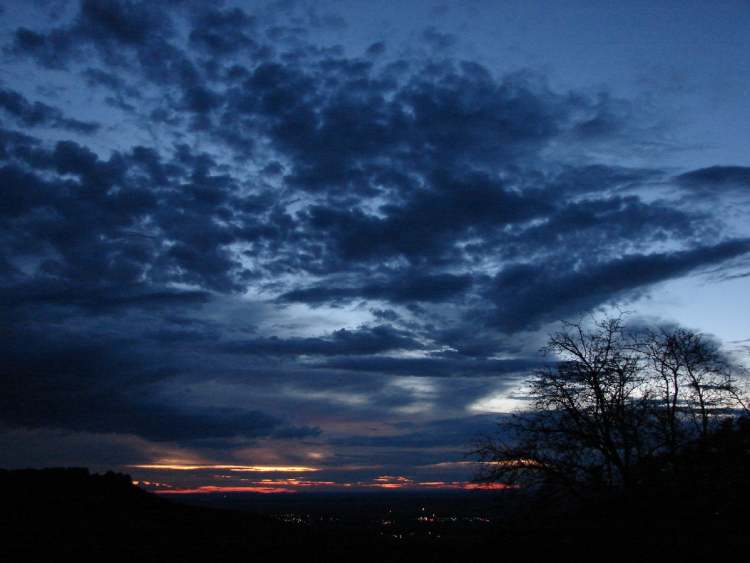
1,0,749,493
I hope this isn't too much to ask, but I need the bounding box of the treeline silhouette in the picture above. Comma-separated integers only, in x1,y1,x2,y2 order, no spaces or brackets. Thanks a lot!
495,414,750,554
472,316,750,556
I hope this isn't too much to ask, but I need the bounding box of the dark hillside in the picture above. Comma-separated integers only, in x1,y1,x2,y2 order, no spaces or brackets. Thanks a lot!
1,468,299,560
0,468,500,561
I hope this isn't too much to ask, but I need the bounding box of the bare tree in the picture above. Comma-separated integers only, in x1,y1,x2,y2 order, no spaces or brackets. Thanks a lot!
640,327,741,444
473,314,747,497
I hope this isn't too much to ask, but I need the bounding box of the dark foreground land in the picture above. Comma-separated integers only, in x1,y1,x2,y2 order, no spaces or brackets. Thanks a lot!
1,469,506,561
2,463,750,561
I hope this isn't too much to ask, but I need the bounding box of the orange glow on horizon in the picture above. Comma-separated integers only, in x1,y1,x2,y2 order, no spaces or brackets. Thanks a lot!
147,479,515,494
255,478,338,486
130,464,319,472
134,468,516,493
373,475,412,483
463,482,516,490
417,481,515,490
157,485,296,494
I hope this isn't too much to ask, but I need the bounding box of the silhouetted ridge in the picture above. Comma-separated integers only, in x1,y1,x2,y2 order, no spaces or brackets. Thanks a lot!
2,467,145,502
0,468,293,560
491,415,750,556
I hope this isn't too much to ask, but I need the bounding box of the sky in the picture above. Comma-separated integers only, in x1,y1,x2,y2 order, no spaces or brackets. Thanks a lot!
1,0,749,494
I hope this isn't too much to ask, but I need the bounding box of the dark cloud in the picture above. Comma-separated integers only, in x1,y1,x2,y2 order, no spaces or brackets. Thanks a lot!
484,239,750,332
0,427,152,469
82,67,143,108
544,164,662,197
316,357,542,378
500,195,702,258
78,0,173,47
2,5,743,333
9,0,174,69
299,170,552,267
188,6,257,55
421,26,457,50
676,166,750,198
0,87,99,133
217,60,580,198
365,41,386,57
0,323,315,442
279,272,475,305
331,414,507,449
8,26,77,69
0,281,211,313
219,325,422,357
0,136,266,293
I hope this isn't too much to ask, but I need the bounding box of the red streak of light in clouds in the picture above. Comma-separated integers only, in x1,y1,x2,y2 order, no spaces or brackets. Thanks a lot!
150,479,514,494
158,485,296,494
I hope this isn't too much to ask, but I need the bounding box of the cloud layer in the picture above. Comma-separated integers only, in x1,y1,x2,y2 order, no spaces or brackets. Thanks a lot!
1,0,748,487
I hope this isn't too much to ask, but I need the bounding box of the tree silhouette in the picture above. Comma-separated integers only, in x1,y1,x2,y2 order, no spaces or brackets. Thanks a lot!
473,314,748,497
